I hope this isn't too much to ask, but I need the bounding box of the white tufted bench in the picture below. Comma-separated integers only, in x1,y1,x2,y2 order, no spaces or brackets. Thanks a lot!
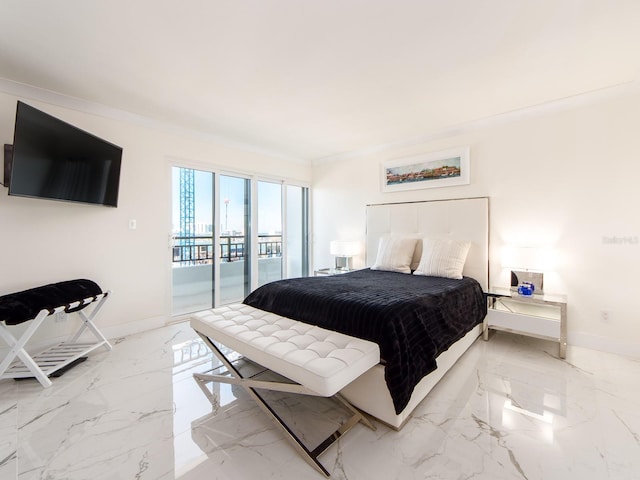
190,303,380,477
191,303,380,396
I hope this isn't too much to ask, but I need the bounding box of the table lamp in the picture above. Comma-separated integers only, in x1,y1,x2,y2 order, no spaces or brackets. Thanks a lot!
329,240,360,271
502,246,555,294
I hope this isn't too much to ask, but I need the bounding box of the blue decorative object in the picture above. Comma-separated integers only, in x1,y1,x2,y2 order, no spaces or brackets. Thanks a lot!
517,282,535,296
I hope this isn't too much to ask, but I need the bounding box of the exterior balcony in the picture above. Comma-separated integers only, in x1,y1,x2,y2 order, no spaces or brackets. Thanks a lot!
171,235,283,315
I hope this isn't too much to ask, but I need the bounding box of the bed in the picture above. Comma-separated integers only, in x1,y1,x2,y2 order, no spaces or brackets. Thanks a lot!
244,197,489,429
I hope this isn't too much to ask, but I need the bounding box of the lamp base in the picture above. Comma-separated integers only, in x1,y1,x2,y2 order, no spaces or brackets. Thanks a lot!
511,270,544,294
334,256,352,271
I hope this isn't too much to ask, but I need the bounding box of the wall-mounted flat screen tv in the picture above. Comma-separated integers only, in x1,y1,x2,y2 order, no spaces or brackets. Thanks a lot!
7,101,122,207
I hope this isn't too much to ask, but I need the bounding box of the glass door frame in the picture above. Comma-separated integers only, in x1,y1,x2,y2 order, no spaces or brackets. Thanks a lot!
251,175,311,288
216,171,252,305
251,175,312,291
169,163,216,318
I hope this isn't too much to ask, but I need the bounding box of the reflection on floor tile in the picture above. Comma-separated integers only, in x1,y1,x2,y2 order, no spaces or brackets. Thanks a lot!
1,323,639,479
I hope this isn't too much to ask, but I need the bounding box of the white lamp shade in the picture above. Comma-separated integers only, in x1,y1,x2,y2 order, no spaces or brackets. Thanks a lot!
330,240,360,257
502,246,556,271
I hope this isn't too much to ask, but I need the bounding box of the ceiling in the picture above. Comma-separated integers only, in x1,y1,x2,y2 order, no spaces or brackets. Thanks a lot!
1,1,639,162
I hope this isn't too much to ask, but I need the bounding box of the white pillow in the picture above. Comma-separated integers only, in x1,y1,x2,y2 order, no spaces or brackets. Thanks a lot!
371,237,418,274
410,238,423,271
413,238,471,279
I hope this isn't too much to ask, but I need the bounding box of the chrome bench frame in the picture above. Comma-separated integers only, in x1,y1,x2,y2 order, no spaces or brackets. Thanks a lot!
193,331,375,477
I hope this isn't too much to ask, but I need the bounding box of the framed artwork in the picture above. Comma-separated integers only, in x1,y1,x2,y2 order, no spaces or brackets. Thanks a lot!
381,146,470,192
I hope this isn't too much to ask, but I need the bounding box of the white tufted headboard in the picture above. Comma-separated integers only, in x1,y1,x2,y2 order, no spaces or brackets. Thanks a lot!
366,197,489,291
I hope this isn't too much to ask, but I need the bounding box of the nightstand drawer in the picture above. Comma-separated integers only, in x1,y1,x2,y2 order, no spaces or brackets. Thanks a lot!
314,268,355,276
486,309,560,339
496,298,560,319
483,289,567,358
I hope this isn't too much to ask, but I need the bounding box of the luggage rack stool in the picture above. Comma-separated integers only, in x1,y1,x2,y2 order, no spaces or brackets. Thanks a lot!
0,279,112,388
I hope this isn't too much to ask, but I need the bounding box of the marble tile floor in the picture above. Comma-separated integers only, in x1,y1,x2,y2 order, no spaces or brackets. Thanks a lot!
1,323,639,480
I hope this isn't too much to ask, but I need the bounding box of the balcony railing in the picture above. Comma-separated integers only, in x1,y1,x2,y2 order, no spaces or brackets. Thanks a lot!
172,235,282,266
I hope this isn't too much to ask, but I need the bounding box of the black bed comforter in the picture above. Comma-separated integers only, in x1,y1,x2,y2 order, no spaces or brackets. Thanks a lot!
243,268,486,414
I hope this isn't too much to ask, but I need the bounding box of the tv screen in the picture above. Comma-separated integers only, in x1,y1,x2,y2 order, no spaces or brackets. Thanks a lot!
7,102,122,207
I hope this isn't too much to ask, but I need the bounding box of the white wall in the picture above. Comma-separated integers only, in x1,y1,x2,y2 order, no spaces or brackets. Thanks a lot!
3,82,639,358
0,90,311,345
312,85,640,357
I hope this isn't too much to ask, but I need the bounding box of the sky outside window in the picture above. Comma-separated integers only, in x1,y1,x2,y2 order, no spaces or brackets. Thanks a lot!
172,168,282,235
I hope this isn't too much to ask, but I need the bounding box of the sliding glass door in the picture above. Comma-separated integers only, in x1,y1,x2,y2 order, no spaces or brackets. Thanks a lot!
285,185,309,278
171,165,309,316
218,174,251,305
171,167,214,316
257,181,283,287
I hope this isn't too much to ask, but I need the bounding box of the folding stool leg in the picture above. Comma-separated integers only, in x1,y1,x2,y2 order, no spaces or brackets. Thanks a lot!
69,294,112,351
0,310,52,387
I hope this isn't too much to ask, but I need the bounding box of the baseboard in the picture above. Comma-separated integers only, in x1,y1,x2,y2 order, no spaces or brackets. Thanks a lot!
6,314,634,361
568,331,640,359
98,315,167,341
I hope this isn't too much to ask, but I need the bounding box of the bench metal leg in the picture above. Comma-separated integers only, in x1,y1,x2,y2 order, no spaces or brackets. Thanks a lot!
194,332,375,478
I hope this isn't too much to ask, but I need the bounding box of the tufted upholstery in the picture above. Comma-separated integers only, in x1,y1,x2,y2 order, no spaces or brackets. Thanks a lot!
191,304,380,397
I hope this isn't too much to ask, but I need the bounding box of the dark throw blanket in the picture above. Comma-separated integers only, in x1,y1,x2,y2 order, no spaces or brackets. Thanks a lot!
0,279,103,325
244,269,486,414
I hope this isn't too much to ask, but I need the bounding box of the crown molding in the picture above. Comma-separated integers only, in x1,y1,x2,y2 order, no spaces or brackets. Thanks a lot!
312,80,640,166
3,76,637,169
0,77,309,165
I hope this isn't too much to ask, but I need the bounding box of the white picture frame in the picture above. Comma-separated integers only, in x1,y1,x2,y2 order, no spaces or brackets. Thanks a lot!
381,146,470,192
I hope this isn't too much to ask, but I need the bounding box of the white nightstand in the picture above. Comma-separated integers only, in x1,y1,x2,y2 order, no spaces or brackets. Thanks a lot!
483,287,567,358
314,267,352,276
